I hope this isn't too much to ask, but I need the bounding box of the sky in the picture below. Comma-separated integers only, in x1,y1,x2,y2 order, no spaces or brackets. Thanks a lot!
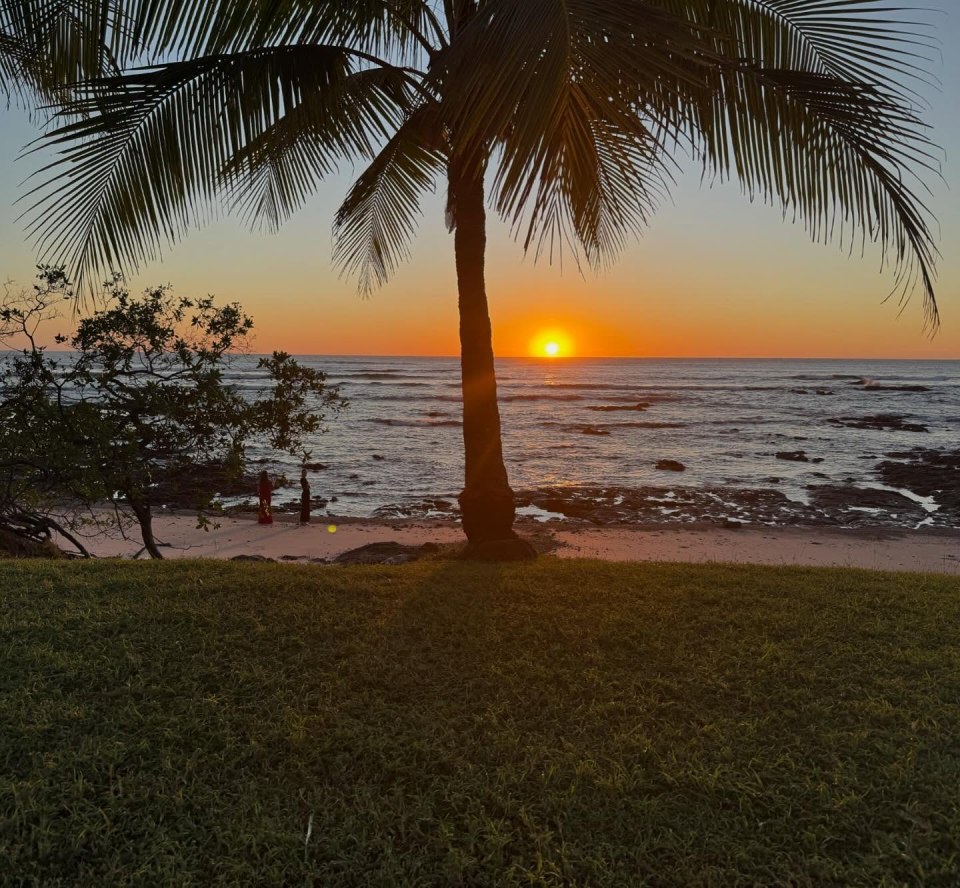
0,2,957,359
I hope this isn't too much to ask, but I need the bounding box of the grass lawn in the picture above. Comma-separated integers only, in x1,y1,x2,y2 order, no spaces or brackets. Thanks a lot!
1,558,959,886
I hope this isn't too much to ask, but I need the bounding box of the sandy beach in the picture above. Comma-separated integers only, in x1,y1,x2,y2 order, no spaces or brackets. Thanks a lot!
70,513,960,575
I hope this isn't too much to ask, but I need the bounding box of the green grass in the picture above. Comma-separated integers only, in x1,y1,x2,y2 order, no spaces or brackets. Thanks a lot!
1,559,959,886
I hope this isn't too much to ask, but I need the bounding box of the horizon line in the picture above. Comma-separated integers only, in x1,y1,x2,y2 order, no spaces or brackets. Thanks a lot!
25,349,959,361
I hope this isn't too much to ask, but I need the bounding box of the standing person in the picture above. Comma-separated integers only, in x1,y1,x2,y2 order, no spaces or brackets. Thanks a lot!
299,468,311,525
257,470,273,525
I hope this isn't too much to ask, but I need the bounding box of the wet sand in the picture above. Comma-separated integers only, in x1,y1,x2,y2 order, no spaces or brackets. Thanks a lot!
70,513,960,575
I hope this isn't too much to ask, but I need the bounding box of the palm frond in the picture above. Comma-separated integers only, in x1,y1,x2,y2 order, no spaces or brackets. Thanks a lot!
116,0,435,67
661,0,941,325
223,65,416,231
0,0,125,102
658,0,936,95
22,45,386,289
436,0,939,324
434,0,706,266
333,102,446,295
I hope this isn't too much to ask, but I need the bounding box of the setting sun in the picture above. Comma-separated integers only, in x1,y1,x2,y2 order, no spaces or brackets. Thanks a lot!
530,329,574,358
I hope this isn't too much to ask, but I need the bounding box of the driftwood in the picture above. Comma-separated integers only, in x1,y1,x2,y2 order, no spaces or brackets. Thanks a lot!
0,509,92,558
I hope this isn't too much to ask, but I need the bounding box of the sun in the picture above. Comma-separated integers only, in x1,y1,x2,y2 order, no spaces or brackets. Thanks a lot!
531,330,573,357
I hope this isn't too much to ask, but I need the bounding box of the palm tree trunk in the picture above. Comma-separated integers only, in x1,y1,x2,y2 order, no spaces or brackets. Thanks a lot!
449,156,517,544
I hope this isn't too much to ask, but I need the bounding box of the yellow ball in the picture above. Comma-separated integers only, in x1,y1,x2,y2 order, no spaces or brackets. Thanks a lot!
327,525,337,534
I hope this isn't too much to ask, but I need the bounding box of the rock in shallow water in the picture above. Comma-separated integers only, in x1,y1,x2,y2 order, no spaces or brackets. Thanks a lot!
828,414,929,433
877,448,960,514
776,451,810,462
655,460,686,472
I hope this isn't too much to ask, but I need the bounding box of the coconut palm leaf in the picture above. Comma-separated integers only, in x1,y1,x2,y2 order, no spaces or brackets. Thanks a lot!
333,102,446,295
114,0,437,64
222,65,417,231
0,0,125,102
23,44,416,288
435,0,939,324
663,0,941,324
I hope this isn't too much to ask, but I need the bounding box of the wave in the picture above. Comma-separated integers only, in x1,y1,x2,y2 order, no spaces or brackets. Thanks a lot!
601,421,687,429
341,380,440,387
547,421,687,432
500,393,585,402
330,371,421,380
367,418,463,428
791,373,863,381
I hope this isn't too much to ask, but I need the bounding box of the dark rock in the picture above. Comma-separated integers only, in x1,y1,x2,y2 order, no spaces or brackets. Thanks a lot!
587,403,650,412
348,474,360,480
462,538,538,562
877,448,960,513
807,484,923,515
656,459,686,472
372,454,385,461
230,554,275,563
776,451,810,462
857,383,931,392
815,389,833,396
581,426,611,436
151,463,260,509
333,541,439,565
302,462,328,471
828,414,929,433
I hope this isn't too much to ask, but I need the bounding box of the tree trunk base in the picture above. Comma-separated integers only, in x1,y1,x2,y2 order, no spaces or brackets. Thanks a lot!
458,487,517,543
458,487,536,560
461,537,538,562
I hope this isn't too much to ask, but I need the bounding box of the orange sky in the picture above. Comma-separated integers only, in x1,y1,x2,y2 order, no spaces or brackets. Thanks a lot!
124,176,955,360
1,3,958,360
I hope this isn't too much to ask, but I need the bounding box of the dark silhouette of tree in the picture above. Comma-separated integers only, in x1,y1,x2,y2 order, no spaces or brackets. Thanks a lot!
0,268,345,557
2,1,941,552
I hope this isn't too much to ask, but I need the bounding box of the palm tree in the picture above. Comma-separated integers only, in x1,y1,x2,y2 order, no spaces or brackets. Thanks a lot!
6,0,940,553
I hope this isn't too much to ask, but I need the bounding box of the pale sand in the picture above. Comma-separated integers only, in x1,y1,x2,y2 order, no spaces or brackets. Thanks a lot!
71,513,960,575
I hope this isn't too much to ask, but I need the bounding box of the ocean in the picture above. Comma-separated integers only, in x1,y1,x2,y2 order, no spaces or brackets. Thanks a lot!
231,357,959,528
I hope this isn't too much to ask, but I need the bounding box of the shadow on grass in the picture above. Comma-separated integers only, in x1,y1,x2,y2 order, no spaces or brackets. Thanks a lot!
2,558,959,885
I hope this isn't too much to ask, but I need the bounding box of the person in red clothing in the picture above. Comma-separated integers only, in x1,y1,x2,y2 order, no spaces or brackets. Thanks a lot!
299,467,311,525
257,470,273,525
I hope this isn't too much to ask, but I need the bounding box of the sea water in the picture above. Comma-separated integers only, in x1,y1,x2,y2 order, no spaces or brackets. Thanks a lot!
230,357,959,524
